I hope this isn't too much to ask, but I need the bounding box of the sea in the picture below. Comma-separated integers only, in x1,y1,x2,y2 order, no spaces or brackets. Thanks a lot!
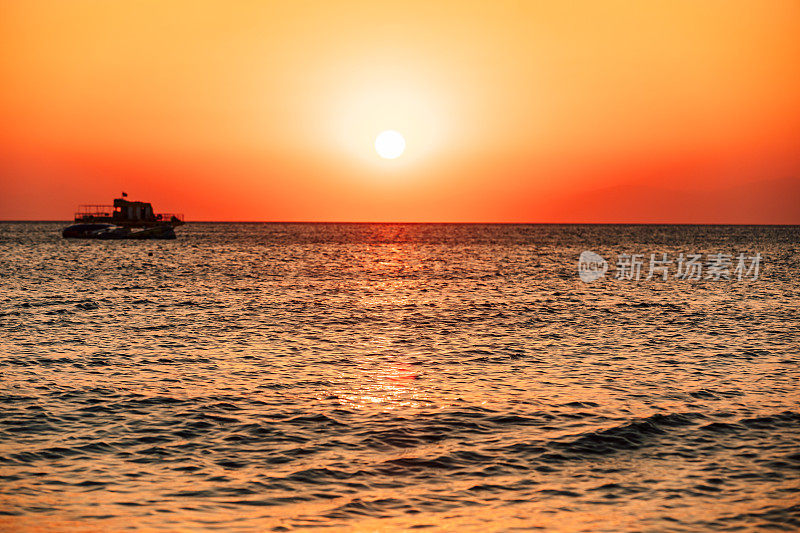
1,222,798,532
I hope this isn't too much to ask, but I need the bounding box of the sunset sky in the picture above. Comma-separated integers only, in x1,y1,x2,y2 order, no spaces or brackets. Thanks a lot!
1,0,799,222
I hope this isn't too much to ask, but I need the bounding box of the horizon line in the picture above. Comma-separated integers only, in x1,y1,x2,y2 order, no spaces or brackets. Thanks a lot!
2,220,799,226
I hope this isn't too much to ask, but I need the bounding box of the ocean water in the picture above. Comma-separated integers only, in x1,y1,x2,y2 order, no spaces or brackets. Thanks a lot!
1,222,798,532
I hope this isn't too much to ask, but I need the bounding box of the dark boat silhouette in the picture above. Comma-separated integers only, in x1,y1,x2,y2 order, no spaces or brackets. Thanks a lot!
63,195,183,239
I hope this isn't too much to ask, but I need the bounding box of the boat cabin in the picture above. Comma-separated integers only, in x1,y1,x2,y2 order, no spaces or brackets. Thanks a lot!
113,198,154,222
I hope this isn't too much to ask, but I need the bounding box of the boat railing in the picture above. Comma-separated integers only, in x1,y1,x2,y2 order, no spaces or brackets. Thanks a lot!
74,205,184,224
75,205,114,219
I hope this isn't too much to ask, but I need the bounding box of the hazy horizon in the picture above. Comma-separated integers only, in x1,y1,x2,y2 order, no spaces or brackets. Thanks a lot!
4,174,798,224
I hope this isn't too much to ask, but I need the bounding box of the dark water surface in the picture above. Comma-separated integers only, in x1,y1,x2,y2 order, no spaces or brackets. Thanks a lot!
1,223,798,531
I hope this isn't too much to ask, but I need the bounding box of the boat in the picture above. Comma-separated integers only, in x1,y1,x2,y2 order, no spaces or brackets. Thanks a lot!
62,223,116,238
127,225,176,239
63,195,183,239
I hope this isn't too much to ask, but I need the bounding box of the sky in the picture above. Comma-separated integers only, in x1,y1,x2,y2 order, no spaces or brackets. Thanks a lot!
1,0,799,223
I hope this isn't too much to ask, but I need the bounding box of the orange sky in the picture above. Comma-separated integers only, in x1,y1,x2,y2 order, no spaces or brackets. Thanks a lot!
1,0,799,222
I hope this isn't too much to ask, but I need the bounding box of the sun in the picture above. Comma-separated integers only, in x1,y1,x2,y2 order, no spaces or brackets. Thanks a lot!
375,130,406,159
